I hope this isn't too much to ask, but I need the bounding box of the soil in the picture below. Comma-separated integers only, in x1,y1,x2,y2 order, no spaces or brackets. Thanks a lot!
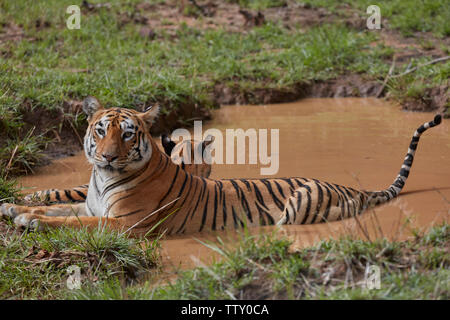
16,100,87,162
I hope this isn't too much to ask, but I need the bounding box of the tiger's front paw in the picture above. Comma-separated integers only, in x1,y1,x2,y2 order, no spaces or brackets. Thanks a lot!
1,203,20,219
13,213,44,231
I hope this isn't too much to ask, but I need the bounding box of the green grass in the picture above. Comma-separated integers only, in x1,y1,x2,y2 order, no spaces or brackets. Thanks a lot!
298,0,450,37
0,0,448,301
0,176,21,203
0,0,389,176
0,220,160,299
0,0,448,177
227,0,288,10
66,223,449,300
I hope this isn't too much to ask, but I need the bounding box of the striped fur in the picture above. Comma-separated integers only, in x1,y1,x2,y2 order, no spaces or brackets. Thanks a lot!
161,133,214,179
24,135,213,204
2,97,442,237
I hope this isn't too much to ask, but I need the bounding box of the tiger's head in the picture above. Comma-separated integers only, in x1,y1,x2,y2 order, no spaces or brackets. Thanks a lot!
161,134,214,178
82,96,159,173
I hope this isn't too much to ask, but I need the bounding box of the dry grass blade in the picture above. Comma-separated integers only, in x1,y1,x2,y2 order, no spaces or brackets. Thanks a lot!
5,145,19,178
390,56,450,78
376,56,396,97
122,197,180,235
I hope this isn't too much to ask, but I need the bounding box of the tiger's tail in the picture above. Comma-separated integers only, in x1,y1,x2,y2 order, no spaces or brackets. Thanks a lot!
365,114,442,208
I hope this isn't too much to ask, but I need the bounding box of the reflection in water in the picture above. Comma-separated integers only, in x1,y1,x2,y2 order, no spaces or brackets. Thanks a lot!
19,98,450,269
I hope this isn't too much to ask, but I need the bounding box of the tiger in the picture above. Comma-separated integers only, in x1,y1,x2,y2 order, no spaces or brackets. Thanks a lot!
0,96,443,237
161,133,214,179
23,135,214,204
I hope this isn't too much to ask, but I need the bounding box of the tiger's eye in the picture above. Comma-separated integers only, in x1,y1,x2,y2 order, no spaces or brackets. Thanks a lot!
97,128,105,136
123,132,133,139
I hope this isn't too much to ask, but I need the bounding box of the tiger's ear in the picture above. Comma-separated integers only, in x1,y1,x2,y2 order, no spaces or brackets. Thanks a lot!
83,96,103,121
199,135,215,154
140,104,160,128
161,134,176,156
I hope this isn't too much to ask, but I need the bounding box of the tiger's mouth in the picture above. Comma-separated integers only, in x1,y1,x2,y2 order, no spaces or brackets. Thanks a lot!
104,164,115,171
99,163,127,174
94,159,127,172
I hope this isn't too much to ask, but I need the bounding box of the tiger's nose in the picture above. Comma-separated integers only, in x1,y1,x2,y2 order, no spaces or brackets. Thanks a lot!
102,154,118,162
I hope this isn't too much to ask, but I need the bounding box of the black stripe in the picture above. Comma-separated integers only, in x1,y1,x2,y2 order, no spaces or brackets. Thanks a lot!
260,179,285,211
175,177,198,234
199,177,208,201
45,190,51,202
274,180,286,199
334,185,350,219
231,206,244,229
321,185,333,222
281,178,295,190
255,202,266,226
229,179,242,200
176,172,189,197
416,125,426,134
222,191,227,229
294,191,302,221
199,192,210,232
74,189,87,200
294,178,305,188
115,209,143,218
190,178,206,221
157,165,180,208
326,183,345,219
251,182,269,210
239,189,253,223
212,185,219,231
101,164,148,198
309,182,324,224
64,190,75,202
263,208,275,225
341,186,356,218
240,179,252,191
300,190,312,224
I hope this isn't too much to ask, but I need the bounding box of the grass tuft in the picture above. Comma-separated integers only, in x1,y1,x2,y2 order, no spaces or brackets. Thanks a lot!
0,220,160,299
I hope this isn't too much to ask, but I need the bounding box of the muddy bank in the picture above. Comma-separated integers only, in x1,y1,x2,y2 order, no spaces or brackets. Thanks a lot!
9,73,447,175
213,74,385,105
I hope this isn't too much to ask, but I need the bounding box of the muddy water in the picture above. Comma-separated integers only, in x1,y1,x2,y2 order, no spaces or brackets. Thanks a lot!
19,98,450,269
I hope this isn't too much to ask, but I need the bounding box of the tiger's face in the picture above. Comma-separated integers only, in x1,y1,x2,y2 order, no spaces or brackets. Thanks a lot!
82,96,159,173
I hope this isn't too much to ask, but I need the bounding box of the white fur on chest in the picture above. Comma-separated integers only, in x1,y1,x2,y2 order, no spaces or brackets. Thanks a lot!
85,168,138,217
86,173,107,217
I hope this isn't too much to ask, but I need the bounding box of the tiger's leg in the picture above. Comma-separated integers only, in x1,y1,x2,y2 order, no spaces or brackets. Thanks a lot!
24,185,89,203
13,214,122,232
1,202,87,218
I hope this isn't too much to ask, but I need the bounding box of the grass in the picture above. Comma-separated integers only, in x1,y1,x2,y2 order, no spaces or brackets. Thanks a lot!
0,0,448,179
298,0,450,37
0,176,21,203
58,223,449,300
227,0,288,10
0,0,448,299
0,220,160,299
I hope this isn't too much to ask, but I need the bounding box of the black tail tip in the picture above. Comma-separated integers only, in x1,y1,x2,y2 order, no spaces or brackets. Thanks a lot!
434,114,442,125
